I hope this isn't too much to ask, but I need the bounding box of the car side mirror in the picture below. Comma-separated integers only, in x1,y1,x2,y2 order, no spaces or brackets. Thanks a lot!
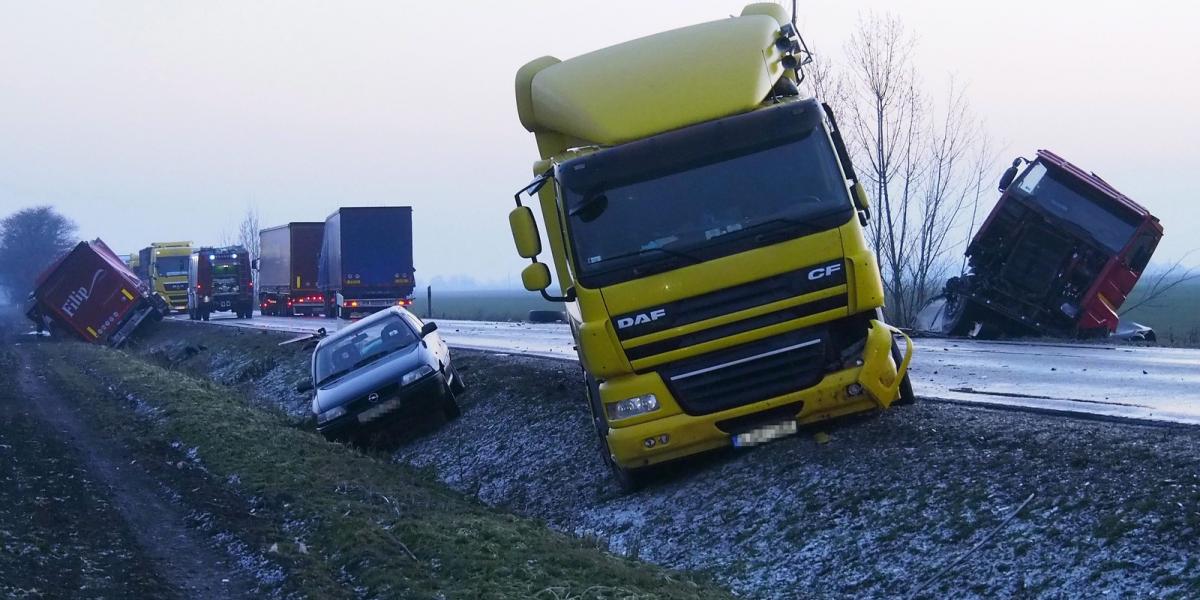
509,207,542,258
420,321,438,338
521,262,552,292
295,378,314,393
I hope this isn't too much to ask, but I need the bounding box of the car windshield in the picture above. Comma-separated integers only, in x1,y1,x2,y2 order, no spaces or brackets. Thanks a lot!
314,314,418,385
560,127,851,287
156,256,189,277
1012,161,1140,254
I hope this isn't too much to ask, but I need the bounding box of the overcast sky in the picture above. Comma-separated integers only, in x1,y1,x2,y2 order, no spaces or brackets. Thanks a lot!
2,1,1197,286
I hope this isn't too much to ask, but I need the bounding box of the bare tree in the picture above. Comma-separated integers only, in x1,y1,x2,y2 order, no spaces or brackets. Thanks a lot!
1120,250,1200,315
236,206,261,288
834,13,990,325
0,206,77,299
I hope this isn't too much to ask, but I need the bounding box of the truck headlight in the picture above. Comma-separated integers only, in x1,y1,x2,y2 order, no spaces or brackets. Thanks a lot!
606,393,659,421
317,405,346,424
401,364,434,386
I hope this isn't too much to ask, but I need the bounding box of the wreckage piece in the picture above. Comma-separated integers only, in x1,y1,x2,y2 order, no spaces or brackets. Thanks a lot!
916,150,1162,340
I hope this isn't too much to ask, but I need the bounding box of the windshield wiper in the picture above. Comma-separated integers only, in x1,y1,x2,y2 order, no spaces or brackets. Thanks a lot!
317,367,353,387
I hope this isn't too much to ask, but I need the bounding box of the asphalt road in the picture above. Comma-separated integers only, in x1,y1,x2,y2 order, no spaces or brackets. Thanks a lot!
170,311,1200,425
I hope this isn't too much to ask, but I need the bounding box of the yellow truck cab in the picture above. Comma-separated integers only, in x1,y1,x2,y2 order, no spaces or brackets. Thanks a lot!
509,4,914,489
149,241,192,312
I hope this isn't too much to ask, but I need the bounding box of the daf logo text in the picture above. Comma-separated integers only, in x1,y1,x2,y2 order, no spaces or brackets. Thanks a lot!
617,308,667,330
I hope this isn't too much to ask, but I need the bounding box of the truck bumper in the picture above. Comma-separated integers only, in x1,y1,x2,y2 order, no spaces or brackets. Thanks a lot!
605,319,913,470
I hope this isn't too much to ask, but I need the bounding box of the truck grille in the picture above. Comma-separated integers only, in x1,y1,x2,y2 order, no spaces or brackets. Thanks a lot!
1002,225,1072,295
613,260,845,341
657,331,826,415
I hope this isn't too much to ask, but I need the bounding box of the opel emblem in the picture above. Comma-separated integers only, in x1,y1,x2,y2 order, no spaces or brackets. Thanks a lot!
367,392,380,403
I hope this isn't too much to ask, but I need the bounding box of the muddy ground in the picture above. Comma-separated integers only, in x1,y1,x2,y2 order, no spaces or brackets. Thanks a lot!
131,320,1200,599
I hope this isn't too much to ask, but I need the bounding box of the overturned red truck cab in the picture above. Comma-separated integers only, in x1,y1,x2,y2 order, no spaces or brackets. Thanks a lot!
25,239,169,346
918,150,1162,339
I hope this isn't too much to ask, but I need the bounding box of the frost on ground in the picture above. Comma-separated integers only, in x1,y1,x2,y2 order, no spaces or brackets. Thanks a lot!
133,324,1200,599
394,352,1200,599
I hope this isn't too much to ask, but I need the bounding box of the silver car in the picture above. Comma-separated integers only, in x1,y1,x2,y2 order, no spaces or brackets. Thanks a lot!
308,307,464,439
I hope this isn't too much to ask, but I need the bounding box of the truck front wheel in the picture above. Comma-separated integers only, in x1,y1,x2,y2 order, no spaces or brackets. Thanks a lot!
585,373,647,493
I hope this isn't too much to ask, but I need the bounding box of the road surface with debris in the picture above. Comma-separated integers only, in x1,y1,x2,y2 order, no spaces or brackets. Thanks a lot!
170,312,1200,425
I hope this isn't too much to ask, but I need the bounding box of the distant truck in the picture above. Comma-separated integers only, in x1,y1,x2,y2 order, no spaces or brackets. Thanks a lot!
915,150,1162,339
146,241,192,313
258,222,325,317
317,207,415,320
25,239,169,346
129,248,149,282
187,245,255,320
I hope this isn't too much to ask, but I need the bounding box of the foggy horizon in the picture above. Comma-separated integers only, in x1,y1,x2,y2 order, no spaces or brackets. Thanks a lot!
2,0,1198,283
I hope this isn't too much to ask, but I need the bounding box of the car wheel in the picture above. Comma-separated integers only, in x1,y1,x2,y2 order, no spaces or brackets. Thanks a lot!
448,365,466,395
442,396,462,421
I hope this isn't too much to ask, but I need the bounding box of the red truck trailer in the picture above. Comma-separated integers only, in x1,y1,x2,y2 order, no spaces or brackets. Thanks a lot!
916,149,1162,339
258,222,325,316
25,239,169,346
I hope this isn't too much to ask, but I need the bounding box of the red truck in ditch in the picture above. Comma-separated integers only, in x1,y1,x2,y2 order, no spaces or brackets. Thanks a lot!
25,239,169,346
917,149,1162,339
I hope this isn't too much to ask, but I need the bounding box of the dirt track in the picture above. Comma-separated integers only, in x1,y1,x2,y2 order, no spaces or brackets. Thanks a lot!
1,317,262,599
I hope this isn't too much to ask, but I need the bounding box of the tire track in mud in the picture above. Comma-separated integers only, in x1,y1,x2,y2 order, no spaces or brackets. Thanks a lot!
14,347,256,600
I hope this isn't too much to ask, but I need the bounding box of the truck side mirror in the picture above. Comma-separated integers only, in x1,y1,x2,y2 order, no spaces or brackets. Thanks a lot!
998,166,1019,192
251,258,260,270
420,321,438,338
998,158,1025,192
851,181,871,220
509,207,542,258
521,262,552,292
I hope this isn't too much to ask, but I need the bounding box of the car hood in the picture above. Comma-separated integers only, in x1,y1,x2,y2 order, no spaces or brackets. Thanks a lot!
313,344,427,413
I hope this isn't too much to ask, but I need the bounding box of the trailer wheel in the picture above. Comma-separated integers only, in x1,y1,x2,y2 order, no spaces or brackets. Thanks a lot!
201,310,210,322
528,310,566,323
339,308,352,320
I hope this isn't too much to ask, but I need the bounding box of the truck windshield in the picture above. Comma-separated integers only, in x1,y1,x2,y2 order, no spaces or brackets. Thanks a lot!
156,256,189,277
560,130,852,287
1012,162,1139,254
314,314,418,385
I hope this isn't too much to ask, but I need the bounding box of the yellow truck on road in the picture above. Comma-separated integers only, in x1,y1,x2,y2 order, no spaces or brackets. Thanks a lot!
148,241,192,312
509,4,914,489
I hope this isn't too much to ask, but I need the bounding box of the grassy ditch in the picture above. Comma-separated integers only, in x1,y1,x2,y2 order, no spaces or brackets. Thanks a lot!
33,340,730,599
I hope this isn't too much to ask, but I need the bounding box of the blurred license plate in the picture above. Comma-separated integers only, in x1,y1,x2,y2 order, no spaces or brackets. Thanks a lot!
219,301,231,308
358,398,401,423
732,419,798,448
